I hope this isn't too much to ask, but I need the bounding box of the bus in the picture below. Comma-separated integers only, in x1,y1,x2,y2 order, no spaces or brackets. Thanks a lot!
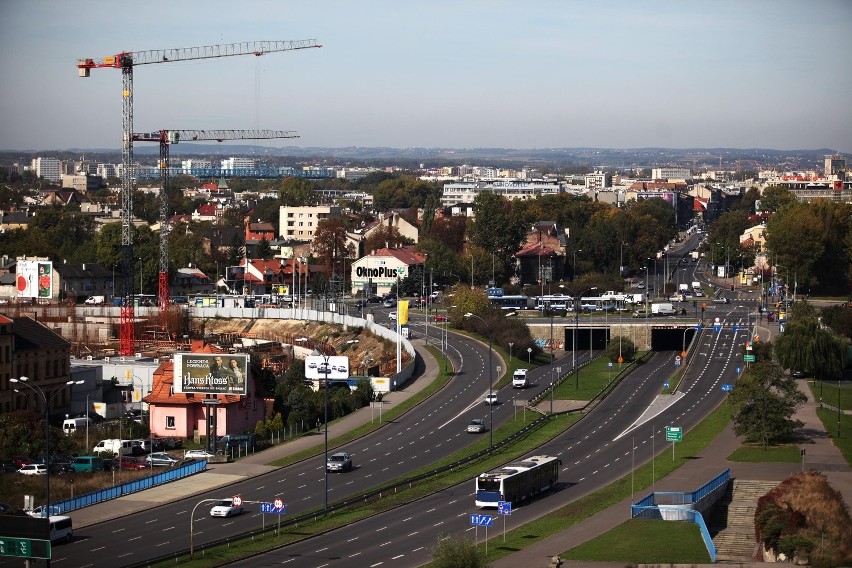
534,294,570,311
474,455,561,507
488,295,530,311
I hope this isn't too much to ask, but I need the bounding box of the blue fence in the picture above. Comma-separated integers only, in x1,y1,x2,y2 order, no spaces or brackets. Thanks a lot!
630,468,730,563
48,460,207,514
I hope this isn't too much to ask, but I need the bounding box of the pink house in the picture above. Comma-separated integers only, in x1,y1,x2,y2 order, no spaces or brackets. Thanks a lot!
143,343,265,441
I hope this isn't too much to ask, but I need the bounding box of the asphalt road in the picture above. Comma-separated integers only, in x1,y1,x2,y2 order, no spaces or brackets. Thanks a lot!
225,309,750,567
28,319,595,568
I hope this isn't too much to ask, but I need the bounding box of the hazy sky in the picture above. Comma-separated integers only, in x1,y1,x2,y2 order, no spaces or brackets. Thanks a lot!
1,0,850,152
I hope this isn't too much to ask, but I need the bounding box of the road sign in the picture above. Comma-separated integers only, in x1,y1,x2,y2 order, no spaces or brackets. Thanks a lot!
674,355,681,365
680,350,687,358
732,325,738,333
232,495,242,507
721,384,733,392
744,354,756,363
663,380,670,389
469,514,494,527
0,537,51,559
608,362,613,368
713,325,721,333
497,501,512,516
273,497,284,510
261,502,286,515
665,426,683,442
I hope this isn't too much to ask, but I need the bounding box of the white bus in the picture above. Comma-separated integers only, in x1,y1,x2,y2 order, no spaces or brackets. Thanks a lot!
474,455,561,507
49,515,73,543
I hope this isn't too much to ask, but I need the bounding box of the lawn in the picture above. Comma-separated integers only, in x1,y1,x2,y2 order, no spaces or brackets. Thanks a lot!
727,444,801,462
553,351,649,402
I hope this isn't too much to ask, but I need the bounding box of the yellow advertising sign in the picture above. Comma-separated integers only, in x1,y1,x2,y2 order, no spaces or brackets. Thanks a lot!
398,300,409,325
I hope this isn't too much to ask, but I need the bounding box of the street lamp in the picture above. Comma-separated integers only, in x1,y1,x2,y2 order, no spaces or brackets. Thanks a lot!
11,377,83,531
573,249,583,281
563,286,597,390
464,312,495,451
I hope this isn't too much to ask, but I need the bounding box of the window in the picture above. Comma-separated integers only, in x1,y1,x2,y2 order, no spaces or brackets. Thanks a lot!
166,416,175,429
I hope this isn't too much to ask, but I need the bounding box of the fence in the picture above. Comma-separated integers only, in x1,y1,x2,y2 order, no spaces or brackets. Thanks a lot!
630,468,730,563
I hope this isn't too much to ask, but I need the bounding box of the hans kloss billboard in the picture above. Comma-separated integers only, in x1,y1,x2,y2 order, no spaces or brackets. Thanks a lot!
173,353,249,395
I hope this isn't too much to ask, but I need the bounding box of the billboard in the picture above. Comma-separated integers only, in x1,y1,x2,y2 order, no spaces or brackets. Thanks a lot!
305,355,350,380
398,300,409,325
173,353,249,395
16,259,53,298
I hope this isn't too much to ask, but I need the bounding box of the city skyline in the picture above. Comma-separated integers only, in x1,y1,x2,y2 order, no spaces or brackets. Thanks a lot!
1,0,850,153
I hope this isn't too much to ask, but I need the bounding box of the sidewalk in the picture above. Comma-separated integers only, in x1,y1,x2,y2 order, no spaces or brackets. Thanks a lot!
71,338,441,529
492,376,851,568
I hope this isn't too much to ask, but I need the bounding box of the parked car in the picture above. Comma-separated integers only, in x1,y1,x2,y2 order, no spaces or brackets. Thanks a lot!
18,464,47,475
145,453,180,467
483,393,499,405
432,314,449,322
48,463,75,475
388,311,397,321
326,451,353,472
27,505,62,518
210,498,243,518
184,449,216,459
467,418,485,433
117,457,149,470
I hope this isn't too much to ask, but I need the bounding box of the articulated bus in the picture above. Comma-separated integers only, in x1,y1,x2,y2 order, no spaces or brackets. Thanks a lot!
534,294,571,311
488,295,531,311
474,455,561,507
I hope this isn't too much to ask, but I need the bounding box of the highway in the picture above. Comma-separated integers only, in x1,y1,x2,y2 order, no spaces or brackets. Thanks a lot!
29,314,594,568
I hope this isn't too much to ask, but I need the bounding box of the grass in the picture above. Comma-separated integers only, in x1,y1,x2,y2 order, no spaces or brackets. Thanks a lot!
816,407,852,466
553,351,649,402
810,379,852,412
727,444,801,462
563,518,711,564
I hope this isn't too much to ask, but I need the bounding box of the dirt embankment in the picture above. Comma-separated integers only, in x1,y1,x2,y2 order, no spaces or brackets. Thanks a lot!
196,318,406,373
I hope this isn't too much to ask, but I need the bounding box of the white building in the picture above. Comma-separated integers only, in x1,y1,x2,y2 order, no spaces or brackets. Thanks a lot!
97,163,117,179
652,167,691,181
182,159,212,173
31,157,61,182
221,157,256,172
279,205,343,243
584,171,611,190
441,180,564,207
349,246,426,297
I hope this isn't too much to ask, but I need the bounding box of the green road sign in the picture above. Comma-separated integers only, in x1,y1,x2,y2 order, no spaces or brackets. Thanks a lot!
743,354,756,362
665,426,683,442
0,536,51,559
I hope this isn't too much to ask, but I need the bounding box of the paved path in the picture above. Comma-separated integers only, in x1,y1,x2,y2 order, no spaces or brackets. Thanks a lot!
71,338,442,529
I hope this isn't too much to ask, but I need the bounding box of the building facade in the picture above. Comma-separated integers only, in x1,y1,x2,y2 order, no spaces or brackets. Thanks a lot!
31,157,61,182
278,205,342,243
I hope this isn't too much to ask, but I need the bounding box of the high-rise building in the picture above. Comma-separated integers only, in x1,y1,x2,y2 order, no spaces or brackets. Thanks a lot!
824,154,846,177
31,157,61,182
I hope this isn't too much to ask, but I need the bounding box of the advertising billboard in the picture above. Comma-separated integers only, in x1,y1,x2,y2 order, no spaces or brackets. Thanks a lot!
16,259,53,299
398,300,409,325
173,353,249,395
304,355,350,380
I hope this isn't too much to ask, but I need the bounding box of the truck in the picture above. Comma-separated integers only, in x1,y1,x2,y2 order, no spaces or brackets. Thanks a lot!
651,302,676,316
678,283,689,293
84,295,105,305
512,368,530,388
691,251,699,261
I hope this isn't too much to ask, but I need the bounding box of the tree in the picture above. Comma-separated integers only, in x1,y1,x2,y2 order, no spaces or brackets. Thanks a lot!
730,360,806,449
430,535,486,568
255,237,273,260
774,304,846,380
603,336,636,363
312,217,352,277
470,192,527,280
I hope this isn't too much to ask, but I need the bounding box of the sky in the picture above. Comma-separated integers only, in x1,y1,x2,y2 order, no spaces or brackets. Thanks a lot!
1,0,850,153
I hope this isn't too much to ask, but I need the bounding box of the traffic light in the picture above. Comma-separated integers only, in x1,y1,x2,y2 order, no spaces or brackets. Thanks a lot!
701,303,706,312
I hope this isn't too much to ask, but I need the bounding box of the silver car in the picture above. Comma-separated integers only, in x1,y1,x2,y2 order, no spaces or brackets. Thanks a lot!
467,418,485,433
326,452,352,472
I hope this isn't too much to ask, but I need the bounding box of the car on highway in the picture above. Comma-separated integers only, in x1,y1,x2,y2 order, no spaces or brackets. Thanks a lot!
713,297,730,304
432,314,449,322
210,498,243,518
383,298,397,308
467,418,485,433
18,464,47,475
145,453,180,467
483,393,499,405
326,451,353,472
184,449,216,459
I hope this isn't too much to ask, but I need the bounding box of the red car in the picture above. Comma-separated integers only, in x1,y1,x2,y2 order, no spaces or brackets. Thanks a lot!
118,457,149,470
432,314,449,322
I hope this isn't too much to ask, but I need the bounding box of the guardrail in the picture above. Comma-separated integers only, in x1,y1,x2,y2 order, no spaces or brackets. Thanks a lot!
125,414,556,567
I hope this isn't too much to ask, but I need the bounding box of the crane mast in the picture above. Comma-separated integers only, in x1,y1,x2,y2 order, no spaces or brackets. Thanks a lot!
77,39,321,355
132,129,301,308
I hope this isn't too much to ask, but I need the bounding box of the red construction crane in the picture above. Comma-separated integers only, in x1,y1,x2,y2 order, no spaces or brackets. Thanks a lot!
77,40,321,355
131,129,301,309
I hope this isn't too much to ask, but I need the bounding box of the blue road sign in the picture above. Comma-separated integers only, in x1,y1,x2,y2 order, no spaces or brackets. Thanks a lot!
469,514,494,527
736,367,741,374
732,325,738,333
713,325,721,333
260,502,286,515
721,384,733,392
694,325,702,331
663,381,670,389
497,501,512,516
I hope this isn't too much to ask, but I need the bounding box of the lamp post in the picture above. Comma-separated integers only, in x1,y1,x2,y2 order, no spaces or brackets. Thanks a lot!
564,286,597,390
619,242,628,278
11,377,83,533
573,249,582,281
138,257,143,297
508,342,513,364
464,312,494,451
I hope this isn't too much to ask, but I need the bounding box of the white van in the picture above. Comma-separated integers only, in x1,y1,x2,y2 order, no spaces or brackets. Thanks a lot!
62,417,92,434
512,368,530,388
93,439,134,457
49,515,73,543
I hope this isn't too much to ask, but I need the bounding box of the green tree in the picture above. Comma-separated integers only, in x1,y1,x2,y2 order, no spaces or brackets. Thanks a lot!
758,186,798,213
603,336,636,363
470,192,527,281
730,360,806,448
430,535,486,568
255,237,273,260
775,304,846,380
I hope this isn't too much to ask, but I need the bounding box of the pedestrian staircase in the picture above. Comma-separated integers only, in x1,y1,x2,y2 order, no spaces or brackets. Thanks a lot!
708,479,777,562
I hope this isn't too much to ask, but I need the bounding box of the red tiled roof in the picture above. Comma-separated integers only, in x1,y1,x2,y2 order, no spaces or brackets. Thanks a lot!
516,242,558,257
368,246,425,265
